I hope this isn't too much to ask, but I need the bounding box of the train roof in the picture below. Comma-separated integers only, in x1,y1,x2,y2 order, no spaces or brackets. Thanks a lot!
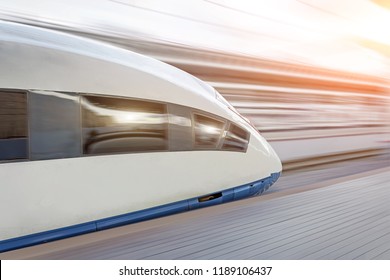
0,20,217,100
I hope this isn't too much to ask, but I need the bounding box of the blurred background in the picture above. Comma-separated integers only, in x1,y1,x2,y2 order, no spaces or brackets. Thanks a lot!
1,0,389,168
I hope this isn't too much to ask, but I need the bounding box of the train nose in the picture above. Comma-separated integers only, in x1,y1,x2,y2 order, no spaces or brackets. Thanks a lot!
249,171,282,196
264,172,282,192
269,172,281,188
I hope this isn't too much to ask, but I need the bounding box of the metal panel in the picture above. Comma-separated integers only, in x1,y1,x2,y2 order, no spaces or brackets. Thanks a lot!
17,168,387,260
0,173,279,253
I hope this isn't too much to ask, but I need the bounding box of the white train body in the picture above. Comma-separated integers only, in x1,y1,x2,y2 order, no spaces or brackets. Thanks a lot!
0,21,282,252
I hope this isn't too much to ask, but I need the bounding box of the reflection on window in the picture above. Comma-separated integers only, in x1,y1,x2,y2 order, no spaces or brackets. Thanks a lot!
0,91,28,161
193,114,225,149
82,95,168,154
222,123,250,152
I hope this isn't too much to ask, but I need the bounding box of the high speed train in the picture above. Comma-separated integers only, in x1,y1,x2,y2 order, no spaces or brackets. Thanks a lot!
0,20,282,253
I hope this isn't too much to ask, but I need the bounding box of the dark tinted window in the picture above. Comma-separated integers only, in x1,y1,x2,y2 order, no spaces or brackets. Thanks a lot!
167,103,193,151
29,91,81,160
0,91,28,161
222,123,250,152
82,95,168,154
193,114,225,149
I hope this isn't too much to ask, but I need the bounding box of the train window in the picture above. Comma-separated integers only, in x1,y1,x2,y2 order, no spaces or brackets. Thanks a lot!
222,123,250,152
167,103,193,151
81,95,168,154
0,91,28,161
29,91,81,160
193,113,225,149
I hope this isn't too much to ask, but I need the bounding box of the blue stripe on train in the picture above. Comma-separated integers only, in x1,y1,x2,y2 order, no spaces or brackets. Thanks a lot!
0,172,281,253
